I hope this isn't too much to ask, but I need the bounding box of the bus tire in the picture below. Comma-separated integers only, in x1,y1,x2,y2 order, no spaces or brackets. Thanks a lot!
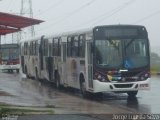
94,92,103,100
16,69,19,73
10,70,13,73
35,68,39,80
25,66,29,78
127,91,138,97
55,72,60,89
80,75,89,98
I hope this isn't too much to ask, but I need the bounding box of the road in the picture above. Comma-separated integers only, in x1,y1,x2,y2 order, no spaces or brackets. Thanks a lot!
0,71,159,119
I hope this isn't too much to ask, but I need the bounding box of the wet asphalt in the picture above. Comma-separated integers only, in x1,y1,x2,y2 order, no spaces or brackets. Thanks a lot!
0,71,159,120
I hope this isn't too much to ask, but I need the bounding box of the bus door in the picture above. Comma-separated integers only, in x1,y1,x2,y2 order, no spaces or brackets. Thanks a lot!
61,42,67,86
20,43,25,73
47,43,53,81
86,41,93,90
39,36,44,71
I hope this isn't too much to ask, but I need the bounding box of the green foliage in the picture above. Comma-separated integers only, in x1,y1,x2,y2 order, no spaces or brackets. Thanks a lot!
150,52,160,74
0,106,54,116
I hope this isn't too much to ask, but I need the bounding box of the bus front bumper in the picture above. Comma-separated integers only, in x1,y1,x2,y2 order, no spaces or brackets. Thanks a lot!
92,78,150,93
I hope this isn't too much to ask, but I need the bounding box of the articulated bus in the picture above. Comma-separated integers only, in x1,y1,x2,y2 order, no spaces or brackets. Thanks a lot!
0,44,20,73
20,25,150,97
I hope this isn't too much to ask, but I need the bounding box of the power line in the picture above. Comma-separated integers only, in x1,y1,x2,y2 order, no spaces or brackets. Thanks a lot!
36,0,96,32
133,10,160,24
34,0,65,17
74,4,126,28
90,0,136,26
69,0,135,29
51,0,95,24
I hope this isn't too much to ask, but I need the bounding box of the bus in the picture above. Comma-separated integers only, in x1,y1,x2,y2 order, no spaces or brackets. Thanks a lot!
20,25,150,97
0,43,20,73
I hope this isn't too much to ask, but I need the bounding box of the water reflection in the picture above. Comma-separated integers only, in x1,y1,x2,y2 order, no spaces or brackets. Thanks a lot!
19,75,153,113
127,96,139,109
20,77,59,99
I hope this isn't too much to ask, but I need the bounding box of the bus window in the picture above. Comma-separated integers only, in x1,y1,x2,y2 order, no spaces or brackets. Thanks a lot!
32,42,35,55
67,37,72,57
20,43,24,56
35,41,38,55
79,35,85,57
53,38,60,56
73,36,79,57
48,39,52,57
30,42,33,55
58,38,61,56
24,42,28,55
44,39,48,56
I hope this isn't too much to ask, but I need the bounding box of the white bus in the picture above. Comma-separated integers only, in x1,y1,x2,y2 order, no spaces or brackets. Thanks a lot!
20,25,150,97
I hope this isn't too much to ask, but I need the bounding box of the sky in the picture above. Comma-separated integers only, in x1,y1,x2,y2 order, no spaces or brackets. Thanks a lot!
0,0,160,51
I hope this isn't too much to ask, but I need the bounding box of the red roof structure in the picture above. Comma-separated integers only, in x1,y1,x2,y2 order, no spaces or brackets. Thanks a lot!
0,12,44,35
0,26,20,35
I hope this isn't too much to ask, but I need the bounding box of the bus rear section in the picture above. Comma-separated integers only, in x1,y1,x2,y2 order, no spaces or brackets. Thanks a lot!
0,44,20,73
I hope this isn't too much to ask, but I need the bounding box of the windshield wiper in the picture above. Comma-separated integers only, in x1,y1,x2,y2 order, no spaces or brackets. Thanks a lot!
125,38,135,49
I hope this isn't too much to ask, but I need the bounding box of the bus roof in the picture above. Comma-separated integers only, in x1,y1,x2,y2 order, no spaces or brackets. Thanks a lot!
20,24,147,43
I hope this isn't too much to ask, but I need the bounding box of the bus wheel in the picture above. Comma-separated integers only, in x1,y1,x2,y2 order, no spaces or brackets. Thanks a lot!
16,69,19,73
25,66,29,78
55,73,60,89
80,79,88,98
94,92,103,100
127,91,138,97
35,68,39,80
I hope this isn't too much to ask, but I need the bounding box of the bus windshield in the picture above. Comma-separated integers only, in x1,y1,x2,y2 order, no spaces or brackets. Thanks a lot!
1,45,19,61
95,39,123,69
95,38,149,69
124,38,149,69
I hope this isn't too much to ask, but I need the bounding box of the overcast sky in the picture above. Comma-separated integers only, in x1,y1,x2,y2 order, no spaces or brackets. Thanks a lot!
0,0,160,48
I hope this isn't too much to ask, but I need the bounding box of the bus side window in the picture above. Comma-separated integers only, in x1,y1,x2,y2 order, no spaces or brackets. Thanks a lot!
24,43,26,55
32,41,35,55
73,36,79,57
30,42,33,56
58,38,61,56
67,37,72,57
44,39,48,56
79,35,85,57
21,44,24,56
53,38,56,56
24,42,28,55
53,38,60,56
48,39,52,57
70,37,74,57
52,38,54,56
35,41,38,55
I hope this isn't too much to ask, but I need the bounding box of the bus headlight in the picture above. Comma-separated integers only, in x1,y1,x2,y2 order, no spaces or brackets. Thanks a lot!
144,73,149,78
101,78,106,82
97,74,107,82
140,76,145,81
97,75,102,80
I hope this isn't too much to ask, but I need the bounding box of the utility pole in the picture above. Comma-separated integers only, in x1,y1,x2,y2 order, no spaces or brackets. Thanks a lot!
18,0,35,42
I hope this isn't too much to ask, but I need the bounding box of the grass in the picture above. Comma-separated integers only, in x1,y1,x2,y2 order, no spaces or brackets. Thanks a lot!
151,65,160,75
45,104,56,108
0,104,54,116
